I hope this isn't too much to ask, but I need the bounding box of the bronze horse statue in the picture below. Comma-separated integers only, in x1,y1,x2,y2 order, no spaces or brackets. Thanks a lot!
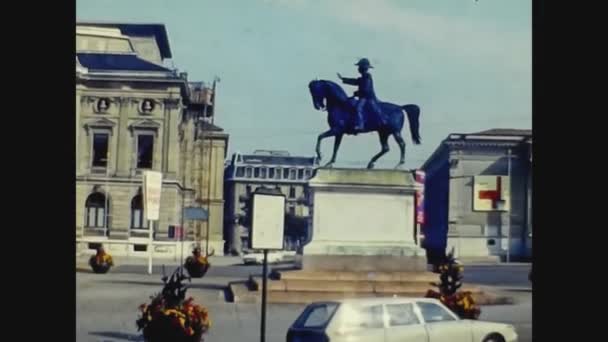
308,79,421,169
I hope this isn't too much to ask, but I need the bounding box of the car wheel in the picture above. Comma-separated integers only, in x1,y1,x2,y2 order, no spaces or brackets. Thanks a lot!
483,333,505,342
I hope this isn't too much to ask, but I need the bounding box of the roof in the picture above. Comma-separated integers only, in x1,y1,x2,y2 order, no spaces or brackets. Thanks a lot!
77,22,172,59
77,53,172,73
472,128,532,137
199,121,224,132
421,128,532,171
310,297,441,306
240,154,317,166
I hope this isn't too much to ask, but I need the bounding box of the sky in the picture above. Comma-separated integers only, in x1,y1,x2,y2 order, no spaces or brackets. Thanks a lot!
77,0,531,169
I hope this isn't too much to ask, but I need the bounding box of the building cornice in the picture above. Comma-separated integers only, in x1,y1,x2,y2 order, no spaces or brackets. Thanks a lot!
76,176,193,192
446,140,524,149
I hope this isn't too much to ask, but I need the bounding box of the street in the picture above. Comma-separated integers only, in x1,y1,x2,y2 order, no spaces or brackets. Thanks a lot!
110,261,532,288
77,261,532,342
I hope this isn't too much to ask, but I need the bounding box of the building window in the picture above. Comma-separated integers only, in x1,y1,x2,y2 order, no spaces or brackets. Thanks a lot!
131,194,146,229
246,167,252,178
261,167,267,179
275,168,281,179
305,169,312,178
246,185,252,196
268,168,275,179
289,186,296,199
236,167,245,177
254,167,260,178
283,168,289,179
85,192,108,228
92,133,109,168
298,169,304,179
290,168,296,180
137,134,154,169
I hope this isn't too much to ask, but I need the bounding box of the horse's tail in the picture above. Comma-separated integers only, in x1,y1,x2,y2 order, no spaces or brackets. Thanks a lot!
402,104,421,145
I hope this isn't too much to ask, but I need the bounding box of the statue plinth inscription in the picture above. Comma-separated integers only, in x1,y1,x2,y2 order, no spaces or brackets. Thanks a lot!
302,168,426,272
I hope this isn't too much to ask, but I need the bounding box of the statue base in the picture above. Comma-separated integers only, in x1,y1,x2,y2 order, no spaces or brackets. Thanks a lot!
302,168,426,272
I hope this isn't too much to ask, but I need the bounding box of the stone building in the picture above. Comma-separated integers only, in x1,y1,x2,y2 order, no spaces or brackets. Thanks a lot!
76,22,227,257
223,150,318,255
179,81,229,255
421,129,532,262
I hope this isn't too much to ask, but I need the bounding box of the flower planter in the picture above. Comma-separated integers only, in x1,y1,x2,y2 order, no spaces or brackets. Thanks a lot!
142,315,204,342
89,256,112,274
137,268,210,342
184,262,209,278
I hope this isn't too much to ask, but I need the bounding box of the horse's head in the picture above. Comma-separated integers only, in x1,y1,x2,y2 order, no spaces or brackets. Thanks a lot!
308,80,326,111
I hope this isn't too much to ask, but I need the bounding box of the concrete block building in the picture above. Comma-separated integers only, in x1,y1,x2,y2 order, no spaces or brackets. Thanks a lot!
421,129,532,262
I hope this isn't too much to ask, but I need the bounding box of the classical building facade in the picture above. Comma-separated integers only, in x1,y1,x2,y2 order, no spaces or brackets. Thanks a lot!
76,22,227,257
223,150,318,255
421,129,532,262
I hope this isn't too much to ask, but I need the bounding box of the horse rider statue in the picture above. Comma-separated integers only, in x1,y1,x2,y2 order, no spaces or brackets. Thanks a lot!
337,58,384,133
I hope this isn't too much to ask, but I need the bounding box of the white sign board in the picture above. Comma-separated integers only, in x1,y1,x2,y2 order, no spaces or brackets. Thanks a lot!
143,171,163,221
251,193,285,250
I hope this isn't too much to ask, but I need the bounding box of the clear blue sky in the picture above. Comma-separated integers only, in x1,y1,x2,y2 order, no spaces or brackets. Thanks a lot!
77,0,531,169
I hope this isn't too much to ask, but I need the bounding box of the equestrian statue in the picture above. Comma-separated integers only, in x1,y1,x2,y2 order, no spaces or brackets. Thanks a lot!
308,58,421,169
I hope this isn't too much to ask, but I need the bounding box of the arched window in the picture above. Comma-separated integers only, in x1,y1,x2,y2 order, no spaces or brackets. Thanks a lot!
85,192,109,228
131,194,146,229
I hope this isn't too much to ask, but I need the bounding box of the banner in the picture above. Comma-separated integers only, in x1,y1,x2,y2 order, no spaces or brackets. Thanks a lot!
143,171,163,221
415,170,425,225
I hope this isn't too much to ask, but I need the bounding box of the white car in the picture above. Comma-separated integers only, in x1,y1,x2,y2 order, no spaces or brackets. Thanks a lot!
242,250,284,264
286,297,517,342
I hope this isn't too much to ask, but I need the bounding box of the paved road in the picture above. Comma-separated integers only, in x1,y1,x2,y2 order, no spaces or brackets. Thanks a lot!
77,265,532,342
111,262,532,288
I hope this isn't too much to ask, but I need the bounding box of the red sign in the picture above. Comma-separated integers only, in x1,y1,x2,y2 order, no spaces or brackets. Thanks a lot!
478,177,503,209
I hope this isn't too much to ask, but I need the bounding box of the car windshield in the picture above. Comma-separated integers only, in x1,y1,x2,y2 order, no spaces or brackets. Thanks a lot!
296,303,339,328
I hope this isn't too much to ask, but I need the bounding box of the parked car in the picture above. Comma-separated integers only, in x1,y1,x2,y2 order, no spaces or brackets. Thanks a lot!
286,297,517,342
242,250,284,265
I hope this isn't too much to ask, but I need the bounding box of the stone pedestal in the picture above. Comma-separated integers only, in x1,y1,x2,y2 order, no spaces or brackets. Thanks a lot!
303,168,426,272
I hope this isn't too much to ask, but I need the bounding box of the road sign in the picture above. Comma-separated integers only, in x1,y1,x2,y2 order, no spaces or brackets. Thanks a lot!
184,207,209,221
250,188,285,251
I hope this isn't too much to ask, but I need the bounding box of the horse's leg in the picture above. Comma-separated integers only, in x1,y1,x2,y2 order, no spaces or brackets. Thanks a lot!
315,129,335,162
393,131,406,168
367,131,390,169
325,133,343,168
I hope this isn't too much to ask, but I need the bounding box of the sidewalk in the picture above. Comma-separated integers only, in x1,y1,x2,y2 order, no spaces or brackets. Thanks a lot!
76,255,243,268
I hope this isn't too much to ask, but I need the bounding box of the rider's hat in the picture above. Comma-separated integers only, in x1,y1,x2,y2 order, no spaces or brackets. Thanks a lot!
355,58,373,69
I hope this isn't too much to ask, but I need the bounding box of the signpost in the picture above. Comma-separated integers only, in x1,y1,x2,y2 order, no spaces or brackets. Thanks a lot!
249,187,285,342
143,170,163,275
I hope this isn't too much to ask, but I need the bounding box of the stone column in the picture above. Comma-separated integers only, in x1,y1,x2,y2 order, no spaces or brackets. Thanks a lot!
165,99,181,179
115,97,131,177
